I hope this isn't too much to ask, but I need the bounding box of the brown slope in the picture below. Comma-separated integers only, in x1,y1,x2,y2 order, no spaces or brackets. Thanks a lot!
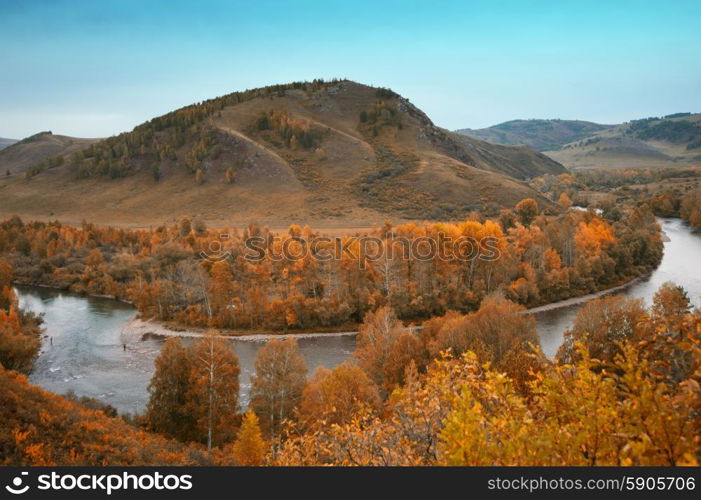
0,81,560,227
0,131,98,176
447,132,567,179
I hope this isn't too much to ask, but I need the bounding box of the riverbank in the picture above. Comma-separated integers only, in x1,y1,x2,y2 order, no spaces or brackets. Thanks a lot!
14,255,662,344
120,317,361,344
525,274,648,314
18,270,656,343
13,280,134,305
119,272,653,343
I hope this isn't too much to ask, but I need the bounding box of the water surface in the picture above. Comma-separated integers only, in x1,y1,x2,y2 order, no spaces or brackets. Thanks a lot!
20,287,354,414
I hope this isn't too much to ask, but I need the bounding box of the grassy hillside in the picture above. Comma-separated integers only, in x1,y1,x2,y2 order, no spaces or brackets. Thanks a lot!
456,119,613,151
0,131,98,177
0,81,564,226
545,113,701,170
450,133,566,179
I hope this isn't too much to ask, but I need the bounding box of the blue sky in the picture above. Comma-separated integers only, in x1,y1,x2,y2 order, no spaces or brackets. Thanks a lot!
1,0,700,139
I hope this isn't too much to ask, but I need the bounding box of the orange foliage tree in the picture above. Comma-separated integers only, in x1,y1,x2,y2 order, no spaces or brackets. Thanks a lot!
146,334,239,448
249,338,307,444
299,362,381,430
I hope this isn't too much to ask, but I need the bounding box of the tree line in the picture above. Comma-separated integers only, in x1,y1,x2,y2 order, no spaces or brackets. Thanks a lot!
0,259,42,373
0,200,662,334
530,169,701,230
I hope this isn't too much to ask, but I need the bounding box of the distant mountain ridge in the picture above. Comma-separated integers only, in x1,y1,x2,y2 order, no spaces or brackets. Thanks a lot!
0,137,17,151
457,113,701,170
544,113,701,170
0,131,99,176
456,119,613,151
0,80,565,226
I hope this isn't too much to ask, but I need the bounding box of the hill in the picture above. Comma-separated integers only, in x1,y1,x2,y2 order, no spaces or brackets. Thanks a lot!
0,131,98,177
456,119,613,151
544,113,701,170
450,133,566,179
0,137,17,151
0,366,209,465
0,81,564,227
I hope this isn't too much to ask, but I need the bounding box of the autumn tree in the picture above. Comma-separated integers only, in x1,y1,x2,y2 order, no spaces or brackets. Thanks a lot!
178,217,192,237
0,259,42,373
382,330,425,391
650,281,691,332
0,307,41,373
147,333,239,448
279,352,511,465
146,338,197,442
679,189,701,229
515,198,539,225
299,362,381,429
557,295,649,364
281,299,699,467
231,409,267,465
354,306,407,393
557,192,573,210
439,342,699,466
0,203,665,342
249,338,307,444
645,283,698,384
208,261,238,325
498,209,517,230
0,258,12,309
188,332,240,450
422,296,540,390
86,248,104,269
574,218,616,257
0,365,208,466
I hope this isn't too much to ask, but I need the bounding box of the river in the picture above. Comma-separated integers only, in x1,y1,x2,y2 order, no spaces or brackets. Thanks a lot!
536,218,701,357
19,290,354,414
17,218,701,414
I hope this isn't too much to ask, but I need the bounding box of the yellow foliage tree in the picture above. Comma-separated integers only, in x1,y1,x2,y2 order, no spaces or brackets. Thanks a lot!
232,410,267,466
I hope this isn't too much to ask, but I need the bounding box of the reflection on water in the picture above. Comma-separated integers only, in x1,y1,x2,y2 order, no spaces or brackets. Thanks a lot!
536,218,701,358
19,286,354,414
18,218,701,413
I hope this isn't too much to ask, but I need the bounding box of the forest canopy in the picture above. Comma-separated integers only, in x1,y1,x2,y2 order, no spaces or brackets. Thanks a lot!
0,199,663,335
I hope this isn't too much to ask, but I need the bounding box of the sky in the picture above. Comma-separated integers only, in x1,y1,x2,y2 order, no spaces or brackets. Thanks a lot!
1,0,700,139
